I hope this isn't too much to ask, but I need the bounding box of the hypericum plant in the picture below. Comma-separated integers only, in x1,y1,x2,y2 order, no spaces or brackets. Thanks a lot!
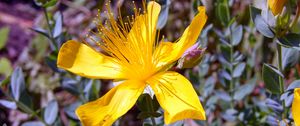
56,1,207,126
251,0,300,125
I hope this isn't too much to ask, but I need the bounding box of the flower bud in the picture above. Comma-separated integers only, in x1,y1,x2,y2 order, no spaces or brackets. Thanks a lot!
177,43,206,69
268,0,287,16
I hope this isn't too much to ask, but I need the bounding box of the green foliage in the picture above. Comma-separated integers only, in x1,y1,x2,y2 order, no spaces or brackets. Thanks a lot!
250,6,275,38
137,94,161,119
278,33,300,50
1,0,300,125
262,64,283,94
44,100,58,125
156,0,170,29
0,27,10,50
0,58,12,77
10,67,25,101
216,0,230,26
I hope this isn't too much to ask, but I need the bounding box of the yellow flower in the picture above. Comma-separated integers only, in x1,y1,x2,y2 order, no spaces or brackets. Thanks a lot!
268,0,287,15
293,88,300,126
57,1,207,126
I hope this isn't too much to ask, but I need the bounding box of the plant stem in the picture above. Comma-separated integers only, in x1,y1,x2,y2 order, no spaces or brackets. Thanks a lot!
43,8,58,50
150,116,156,126
146,96,156,126
229,45,234,108
3,90,49,126
277,44,287,118
229,25,234,108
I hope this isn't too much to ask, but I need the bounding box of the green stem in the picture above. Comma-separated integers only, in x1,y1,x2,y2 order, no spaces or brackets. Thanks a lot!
150,116,156,126
229,25,234,108
43,8,58,50
277,44,287,118
229,46,234,108
146,96,156,126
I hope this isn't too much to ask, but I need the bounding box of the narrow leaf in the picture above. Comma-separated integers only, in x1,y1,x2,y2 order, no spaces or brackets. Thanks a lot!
0,100,17,109
233,62,246,78
53,12,63,38
231,25,243,46
0,27,10,50
278,33,300,50
44,100,59,125
156,0,170,29
262,64,283,94
10,67,25,101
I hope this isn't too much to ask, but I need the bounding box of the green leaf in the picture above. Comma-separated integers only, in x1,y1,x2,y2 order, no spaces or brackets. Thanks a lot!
287,80,300,91
21,121,45,126
216,0,230,26
0,100,17,109
42,0,58,7
61,78,80,95
220,44,232,63
0,27,10,50
0,57,12,77
83,79,93,101
284,94,293,107
64,101,81,120
137,94,160,119
137,112,162,119
10,67,25,101
222,109,238,121
30,28,49,38
44,100,59,125
250,6,274,38
233,62,246,78
262,64,283,94
45,52,61,72
261,9,275,27
231,25,243,46
19,91,34,110
281,46,300,70
53,12,63,38
31,35,49,61
156,0,170,29
254,15,274,38
203,76,216,97
233,79,256,100
278,33,300,50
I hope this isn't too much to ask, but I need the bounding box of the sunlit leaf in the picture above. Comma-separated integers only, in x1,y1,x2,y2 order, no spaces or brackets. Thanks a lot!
44,100,59,125
231,25,243,46
0,27,10,50
10,67,25,101
53,12,63,38
0,100,17,109
42,0,57,7
0,57,12,77
156,0,170,29
250,6,274,38
21,121,45,126
233,62,246,78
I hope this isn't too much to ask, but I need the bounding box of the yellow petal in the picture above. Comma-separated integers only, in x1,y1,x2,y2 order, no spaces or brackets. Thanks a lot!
292,88,300,126
126,1,161,64
57,40,125,79
155,6,207,67
268,0,287,15
76,80,145,126
147,71,206,124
